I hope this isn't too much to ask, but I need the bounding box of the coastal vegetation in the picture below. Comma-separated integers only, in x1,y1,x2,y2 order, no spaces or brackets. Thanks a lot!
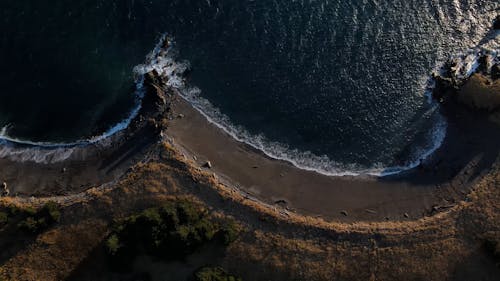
0,202,61,233
105,200,240,272
191,266,242,281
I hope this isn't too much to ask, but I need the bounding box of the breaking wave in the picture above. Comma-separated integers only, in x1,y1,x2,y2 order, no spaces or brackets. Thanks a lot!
0,4,497,169
0,38,171,163
148,35,451,177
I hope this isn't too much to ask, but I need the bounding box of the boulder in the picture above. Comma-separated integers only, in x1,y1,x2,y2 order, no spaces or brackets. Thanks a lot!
141,71,168,116
1,182,8,196
493,15,500,30
274,199,288,205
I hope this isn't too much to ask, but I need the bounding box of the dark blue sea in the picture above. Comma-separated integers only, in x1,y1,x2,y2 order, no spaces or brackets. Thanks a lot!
0,0,498,174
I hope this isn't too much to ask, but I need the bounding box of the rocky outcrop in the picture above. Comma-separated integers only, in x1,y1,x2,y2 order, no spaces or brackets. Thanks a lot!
493,15,500,30
432,52,499,104
432,50,500,126
141,70,169,117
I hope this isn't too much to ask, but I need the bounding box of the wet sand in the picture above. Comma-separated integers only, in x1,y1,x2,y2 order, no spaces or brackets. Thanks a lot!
166,94,500,221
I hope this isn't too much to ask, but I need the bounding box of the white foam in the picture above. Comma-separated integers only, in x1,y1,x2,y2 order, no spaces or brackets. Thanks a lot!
145,35,449,177
178,86,448,177
0,143,76,163
0,35,175,163
1,28,495,169
0,96,143,163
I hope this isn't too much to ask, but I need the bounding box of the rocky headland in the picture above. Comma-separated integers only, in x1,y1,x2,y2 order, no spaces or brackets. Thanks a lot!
432,49,500,125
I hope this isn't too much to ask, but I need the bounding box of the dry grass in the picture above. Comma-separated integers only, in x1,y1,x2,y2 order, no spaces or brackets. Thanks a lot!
1,220,108,281
0,143,498,280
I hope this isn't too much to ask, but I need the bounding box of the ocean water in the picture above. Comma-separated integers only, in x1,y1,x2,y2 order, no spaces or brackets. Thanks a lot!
0,1,498,173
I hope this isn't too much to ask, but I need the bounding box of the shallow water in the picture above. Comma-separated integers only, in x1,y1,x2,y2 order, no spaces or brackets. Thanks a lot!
0,0,498,172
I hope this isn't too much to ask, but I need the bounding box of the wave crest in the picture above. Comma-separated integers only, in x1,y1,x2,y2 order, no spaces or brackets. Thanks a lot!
148,35,448,177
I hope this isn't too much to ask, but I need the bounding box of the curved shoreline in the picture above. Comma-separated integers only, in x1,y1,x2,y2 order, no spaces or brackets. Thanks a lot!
176,43,499,178
159,44,448,178
177,88,448,177
0,36,498,221
164,90,499,221
0,69,170,195
0,99,142,149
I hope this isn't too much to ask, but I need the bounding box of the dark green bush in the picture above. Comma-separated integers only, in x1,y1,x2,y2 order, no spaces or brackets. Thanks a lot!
0,212,8,225
40,201,61,223
15,201,61,233
217,221,240,246
105,200,240,271
18,217,41,233
106,234,121,255
192,266,242,281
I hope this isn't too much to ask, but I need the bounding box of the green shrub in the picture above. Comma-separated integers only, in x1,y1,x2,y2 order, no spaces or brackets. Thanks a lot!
8,205,36,216
217,220,240,245
0,212,8,225
106,200,240,270
106,234,121,255
18,217,40,233
41,201,61,223
15,202,61,233
192,266,242,281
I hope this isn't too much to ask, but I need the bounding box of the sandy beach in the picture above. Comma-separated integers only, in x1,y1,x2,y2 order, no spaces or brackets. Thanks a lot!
0,66,498,223
165,93,500,221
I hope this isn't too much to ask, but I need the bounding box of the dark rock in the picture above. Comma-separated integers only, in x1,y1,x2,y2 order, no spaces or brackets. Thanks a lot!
340,210,348,216
404,213,410,218
493,15,500,30
1,182,8,196
204,161,212,169
478,54,489,74
141,71,168,116
432,74,457,102
274,199,288,205
492,63,500,80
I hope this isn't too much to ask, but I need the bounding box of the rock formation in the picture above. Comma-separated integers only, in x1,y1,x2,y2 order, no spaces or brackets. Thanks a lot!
493,15,500,30
432,51,500,126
